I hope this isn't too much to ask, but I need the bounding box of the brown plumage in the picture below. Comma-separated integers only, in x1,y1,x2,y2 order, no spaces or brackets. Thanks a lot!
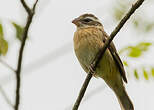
72,14,134,110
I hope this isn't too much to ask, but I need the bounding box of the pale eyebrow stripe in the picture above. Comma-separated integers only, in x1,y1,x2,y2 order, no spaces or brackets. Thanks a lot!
84,16,96,21
84,16,100,23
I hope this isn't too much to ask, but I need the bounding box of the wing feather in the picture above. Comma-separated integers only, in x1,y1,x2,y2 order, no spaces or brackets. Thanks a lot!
102,32,127,83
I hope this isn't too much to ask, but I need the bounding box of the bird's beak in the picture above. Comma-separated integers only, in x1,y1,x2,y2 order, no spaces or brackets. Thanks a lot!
72,18,79,26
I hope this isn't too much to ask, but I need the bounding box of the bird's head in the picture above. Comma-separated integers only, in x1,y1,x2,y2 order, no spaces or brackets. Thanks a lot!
72,14,102,28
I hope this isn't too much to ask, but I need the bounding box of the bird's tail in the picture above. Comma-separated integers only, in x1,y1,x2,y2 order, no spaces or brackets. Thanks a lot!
114,86,134,110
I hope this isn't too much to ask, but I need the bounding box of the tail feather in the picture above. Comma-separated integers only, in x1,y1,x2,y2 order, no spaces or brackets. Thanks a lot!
115,88,134,110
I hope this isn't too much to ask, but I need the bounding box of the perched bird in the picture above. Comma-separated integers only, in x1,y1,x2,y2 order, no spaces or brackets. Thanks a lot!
72,14,134,110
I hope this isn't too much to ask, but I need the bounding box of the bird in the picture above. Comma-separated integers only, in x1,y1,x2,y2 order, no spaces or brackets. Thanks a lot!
72,14,134,110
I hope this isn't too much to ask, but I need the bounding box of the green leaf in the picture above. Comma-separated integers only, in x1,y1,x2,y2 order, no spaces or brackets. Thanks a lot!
143,69,149,80
0,38,8,55
0,23,4,38
128,47,141,57
12,22,24,41
126,42,152,58
123,61,128,67
119,47,129,54
134,69,139,79
0,23,8,56
151,68,154,77
137,42,152,51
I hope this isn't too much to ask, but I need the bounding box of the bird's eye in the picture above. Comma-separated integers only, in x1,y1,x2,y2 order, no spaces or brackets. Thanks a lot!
82,18,93,23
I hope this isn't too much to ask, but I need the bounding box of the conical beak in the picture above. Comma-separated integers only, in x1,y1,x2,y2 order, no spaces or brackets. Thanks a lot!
72,18,79,25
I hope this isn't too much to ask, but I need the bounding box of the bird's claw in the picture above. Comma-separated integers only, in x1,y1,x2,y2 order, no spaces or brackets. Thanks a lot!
88,64,95,74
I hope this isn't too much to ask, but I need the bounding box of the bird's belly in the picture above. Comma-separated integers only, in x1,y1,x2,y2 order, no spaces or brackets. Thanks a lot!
95,50,118,79
75,39,118,79
95,50,122,89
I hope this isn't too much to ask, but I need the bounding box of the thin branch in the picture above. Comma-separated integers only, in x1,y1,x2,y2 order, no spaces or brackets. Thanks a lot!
32,0,39,12
72,72,92,110
0,85,14,108
0,58,16,72
72,0,145,110
20,0,31,15
15,0,39,110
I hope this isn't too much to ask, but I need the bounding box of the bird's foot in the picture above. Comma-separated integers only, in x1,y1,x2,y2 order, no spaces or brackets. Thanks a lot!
88,64,95,75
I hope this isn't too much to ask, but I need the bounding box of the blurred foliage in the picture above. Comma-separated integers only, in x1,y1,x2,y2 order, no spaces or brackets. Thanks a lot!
12,22,24,42
133,18,154,33
132,67,154,80
0,21,24,56
123,60,128,67
119,41,153,80
143,68,149,80
113,0,129,21
0,23,8,56
134,69,139,80
120,42,152,58
123,60,154,80
114,0,154,80
151,68,154,77
113,0,154,33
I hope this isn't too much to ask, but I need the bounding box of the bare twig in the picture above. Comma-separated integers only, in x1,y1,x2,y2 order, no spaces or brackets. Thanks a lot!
20,0,31,15
72,0,145,110
15,0,39,110
33,0,39,11
0,85,14,108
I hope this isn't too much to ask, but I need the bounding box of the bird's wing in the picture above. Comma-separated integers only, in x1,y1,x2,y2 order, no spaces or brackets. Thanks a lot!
102,32,127,83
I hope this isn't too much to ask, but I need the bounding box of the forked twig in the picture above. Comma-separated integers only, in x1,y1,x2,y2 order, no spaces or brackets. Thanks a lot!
15,0,39,110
